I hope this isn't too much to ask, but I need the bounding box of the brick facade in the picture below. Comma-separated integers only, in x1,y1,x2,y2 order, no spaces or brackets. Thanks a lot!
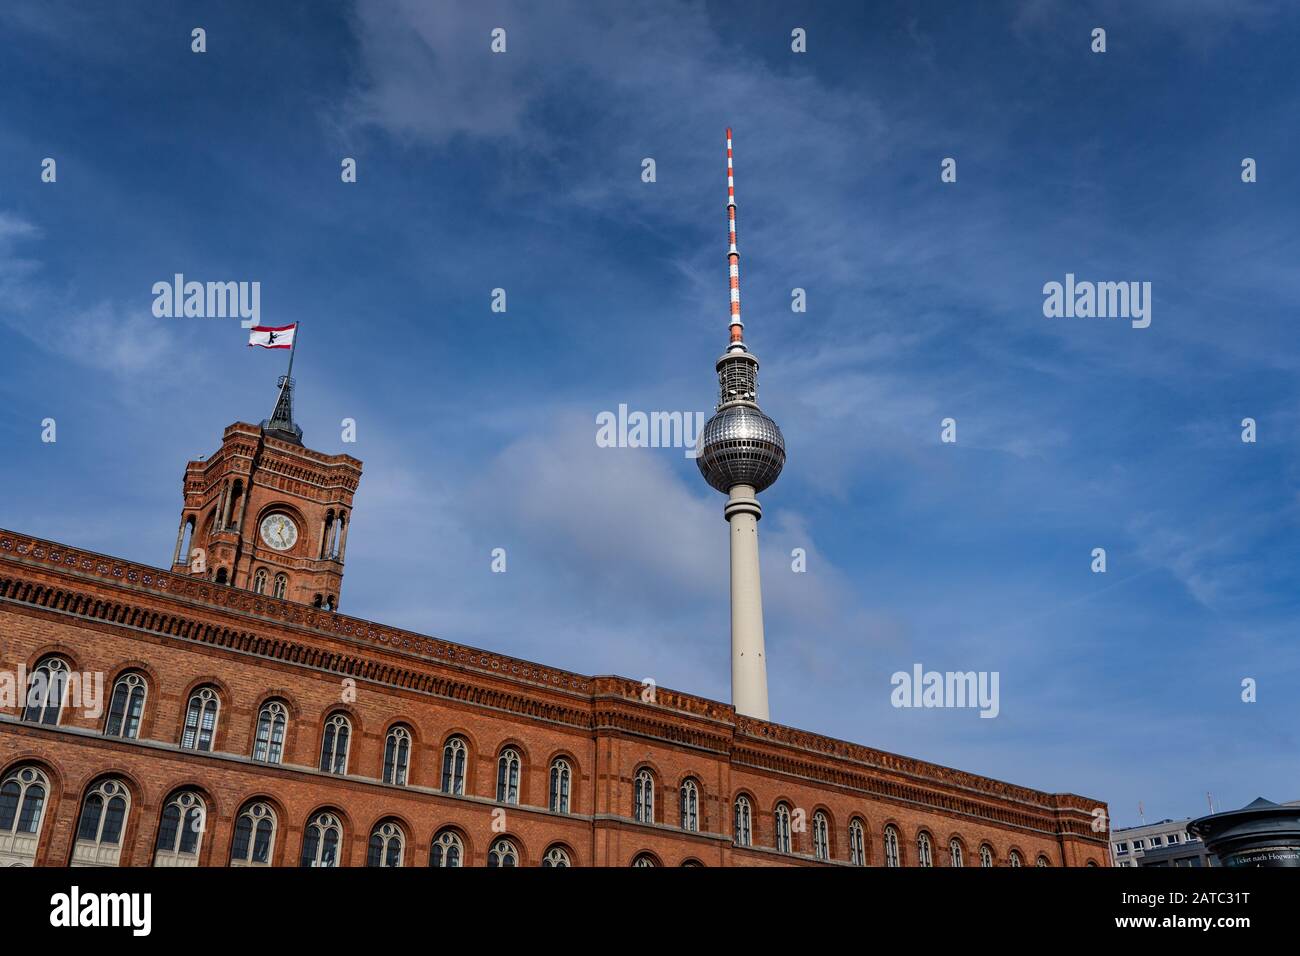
0,427,1110,868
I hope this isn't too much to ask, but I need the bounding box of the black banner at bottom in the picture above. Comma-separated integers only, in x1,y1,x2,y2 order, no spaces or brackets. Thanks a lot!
0,865,1279,942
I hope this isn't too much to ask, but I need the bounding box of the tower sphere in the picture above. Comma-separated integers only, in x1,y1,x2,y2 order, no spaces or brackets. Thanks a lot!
696,401,786,494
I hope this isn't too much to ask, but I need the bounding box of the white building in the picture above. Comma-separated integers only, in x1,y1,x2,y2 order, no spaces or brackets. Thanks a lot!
1110,818,1201,867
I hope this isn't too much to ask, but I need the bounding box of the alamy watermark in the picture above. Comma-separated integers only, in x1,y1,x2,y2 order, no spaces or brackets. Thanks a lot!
596,404,706,459
151,273,261,327
891,663,1000,718
1042,273,1151,329
1,665,104,720
50,886,151,936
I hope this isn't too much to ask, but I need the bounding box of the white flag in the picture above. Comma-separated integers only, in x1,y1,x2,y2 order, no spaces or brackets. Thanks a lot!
248,324,296,349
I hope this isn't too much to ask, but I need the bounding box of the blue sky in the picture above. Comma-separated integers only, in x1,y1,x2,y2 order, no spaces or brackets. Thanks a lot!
1,0,1297,828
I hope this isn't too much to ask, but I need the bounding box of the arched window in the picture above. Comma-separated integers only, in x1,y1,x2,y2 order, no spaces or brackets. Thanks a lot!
1036,854,1050,867
631,853,658,867
154,791,206,867
230,801,276,867
22,656,69,725
1009,850,1023,867
734,796,753,847
0,766,50,866
884,825,901,867
917,831,934,867
105,672,147,739
72,778,130,866
270,573,287,599
181,686,219,751
542,845,571,868
774,803,793,853
680,779,700,832
980,843,994,868
253,568,268,594
429,828,463,867
177,515,196,567
253,700,288,764
633,769,654,823
949,838,964,867
300,811,342,867
549,759,571,814
813,811,831,860
849,818,867,866
496,748,521,804
367,821,405,867
487,838,518,867
441,737,467,795
215,568,229,585
319,713,351,775
384,726,412,786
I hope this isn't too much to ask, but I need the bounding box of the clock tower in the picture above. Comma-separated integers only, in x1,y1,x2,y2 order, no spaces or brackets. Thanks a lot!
170,376,363,610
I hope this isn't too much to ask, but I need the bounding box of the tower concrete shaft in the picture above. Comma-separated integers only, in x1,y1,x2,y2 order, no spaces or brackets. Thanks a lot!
726,485,769,719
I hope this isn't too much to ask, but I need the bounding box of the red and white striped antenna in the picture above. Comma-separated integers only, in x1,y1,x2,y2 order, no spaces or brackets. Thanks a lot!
726,127,745,351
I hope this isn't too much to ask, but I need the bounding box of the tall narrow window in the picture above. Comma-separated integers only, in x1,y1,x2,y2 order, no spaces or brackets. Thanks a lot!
72,779,130,866
496,748,521,804
430,829,463,867
272,573,288,599
300,812,342,867
775,803,793,853
884,825,901,867
154,791,205,867
0,767,49,866
253,568,268,594
979,844,994,868
1036,855,1050,867
849,818,866,866
734,796,752,847
488,838,518,868
549,759,571,814
319,714,351,775
812,811,830,860
253,700,287,764
1009,850,1023,867
442,737,467,795
680,779,700,832
542,845,571,868
950,838,964,867
917,832,934,867
230,802,276,867
105,672,146,739
22,656,69,725
367,822,405,867
633,769,654,824
384,726,412,786
181,686,219,751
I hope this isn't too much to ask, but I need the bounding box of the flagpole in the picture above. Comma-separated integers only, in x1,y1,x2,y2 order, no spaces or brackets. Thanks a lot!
275,323,298,402
285,322,298,382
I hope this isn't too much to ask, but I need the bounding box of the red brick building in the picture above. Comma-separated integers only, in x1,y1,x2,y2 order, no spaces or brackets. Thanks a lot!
0,417,1110,868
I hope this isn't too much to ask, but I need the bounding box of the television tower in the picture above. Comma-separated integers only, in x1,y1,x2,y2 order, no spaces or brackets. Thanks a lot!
696,128,786,721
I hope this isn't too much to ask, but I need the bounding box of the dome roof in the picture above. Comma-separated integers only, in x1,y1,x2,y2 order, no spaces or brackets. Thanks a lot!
696,404,785,494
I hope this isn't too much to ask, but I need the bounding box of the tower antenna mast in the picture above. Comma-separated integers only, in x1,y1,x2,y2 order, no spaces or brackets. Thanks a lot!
726,127,745,351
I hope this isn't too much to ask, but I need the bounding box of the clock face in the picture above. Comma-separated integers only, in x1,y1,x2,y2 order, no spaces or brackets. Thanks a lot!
259,513,299,551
